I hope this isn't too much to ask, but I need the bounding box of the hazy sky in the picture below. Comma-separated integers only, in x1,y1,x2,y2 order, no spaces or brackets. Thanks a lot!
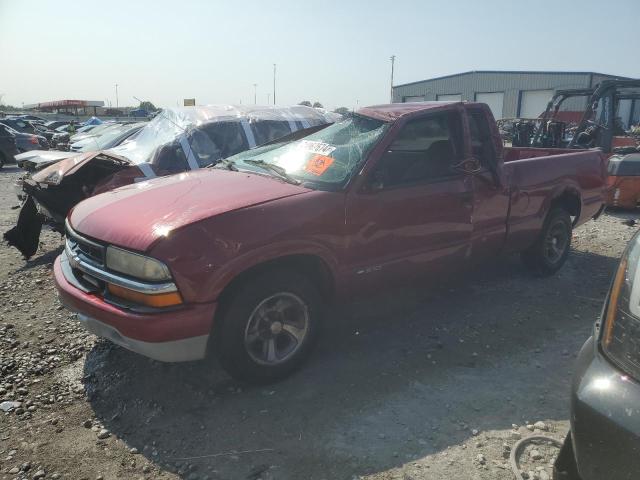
1,0,638,110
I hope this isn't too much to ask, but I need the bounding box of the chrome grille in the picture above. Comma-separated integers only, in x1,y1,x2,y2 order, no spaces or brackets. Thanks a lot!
65,222,105,267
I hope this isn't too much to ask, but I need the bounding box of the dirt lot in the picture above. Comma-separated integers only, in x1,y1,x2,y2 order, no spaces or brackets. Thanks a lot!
0,165,637,480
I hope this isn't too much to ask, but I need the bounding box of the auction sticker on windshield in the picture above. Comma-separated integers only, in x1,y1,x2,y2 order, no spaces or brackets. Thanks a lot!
305,154,334,176
298,140,336,156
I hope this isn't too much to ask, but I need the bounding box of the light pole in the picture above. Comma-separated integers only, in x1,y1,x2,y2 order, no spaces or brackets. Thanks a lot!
253,84,257,105
273,64,276,105
115,84,119,109
389,55,395,103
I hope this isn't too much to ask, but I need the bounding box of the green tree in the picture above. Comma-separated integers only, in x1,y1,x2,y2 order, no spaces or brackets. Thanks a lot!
312,102,323,108
0,104,19,112
139,101,156,112
298,101,312,107
333,107,350,116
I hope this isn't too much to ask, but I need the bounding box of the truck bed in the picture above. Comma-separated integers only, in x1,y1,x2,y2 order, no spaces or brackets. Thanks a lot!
503,148,606,252
503,146,584,162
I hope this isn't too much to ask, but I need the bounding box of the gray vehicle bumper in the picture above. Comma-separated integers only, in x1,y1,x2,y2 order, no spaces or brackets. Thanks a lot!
75,312,209,363
555,336,640,479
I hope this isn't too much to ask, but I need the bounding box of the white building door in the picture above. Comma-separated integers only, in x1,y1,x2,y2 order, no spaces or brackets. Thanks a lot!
403,95,425,103
618,99,633,128
519,90,554,118
475,92,504,119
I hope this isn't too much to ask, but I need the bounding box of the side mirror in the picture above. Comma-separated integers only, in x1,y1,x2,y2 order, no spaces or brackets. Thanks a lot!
453,158,482,175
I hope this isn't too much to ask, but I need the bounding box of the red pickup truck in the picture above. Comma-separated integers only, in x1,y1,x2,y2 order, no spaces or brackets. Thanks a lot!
54,102,606,383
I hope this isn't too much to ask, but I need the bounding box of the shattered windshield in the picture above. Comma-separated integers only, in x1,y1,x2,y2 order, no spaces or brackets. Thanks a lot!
225,115,388,187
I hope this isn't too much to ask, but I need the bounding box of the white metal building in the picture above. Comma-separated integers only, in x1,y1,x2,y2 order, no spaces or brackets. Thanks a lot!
392,71,638,126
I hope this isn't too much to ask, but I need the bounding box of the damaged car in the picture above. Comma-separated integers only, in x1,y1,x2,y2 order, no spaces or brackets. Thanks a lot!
5,105,338,258
54,101,606,383
15,123,145,172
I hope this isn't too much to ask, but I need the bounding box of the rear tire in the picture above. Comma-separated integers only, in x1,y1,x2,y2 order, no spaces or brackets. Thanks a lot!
213,269,323,384
0,152,5,169
521,208,572,276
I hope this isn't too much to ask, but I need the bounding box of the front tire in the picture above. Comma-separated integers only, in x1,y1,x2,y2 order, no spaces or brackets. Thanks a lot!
214,269,323,384
521,207,572,276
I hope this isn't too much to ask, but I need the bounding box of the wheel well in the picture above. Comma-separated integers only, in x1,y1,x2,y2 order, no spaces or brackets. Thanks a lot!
216,254,334,312
550,190,581,225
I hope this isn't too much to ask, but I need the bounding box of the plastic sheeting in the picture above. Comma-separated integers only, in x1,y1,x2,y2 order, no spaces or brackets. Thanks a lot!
106,105,339,177
71,123,145,152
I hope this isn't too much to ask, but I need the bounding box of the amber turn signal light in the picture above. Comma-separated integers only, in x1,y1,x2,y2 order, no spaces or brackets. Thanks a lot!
107,283,183,308
603,256,627,347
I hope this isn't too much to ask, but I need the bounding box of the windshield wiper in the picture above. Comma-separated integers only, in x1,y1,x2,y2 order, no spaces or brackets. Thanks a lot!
244,159,300,185
208,158,238,170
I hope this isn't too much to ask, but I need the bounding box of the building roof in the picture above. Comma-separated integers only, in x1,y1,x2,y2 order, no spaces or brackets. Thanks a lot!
393,70,633,89
24,99,105,109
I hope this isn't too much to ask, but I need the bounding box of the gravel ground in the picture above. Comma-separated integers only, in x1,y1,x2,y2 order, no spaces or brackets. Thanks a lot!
0,165,638,480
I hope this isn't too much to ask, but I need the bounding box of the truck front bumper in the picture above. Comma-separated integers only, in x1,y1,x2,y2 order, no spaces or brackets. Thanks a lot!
54,253,216,362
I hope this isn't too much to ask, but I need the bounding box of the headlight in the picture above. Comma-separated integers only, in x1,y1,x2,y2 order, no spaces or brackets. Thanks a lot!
601,232,640,381
105,246,172,281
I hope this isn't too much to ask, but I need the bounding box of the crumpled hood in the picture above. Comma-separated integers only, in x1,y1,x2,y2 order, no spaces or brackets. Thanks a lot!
31,150,132,182
31,151,103,182
16,150,80,171
68,168,311,251
15,149,77,163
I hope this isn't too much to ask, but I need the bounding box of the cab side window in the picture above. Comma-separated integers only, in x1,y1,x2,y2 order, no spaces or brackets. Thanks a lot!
199,121,249,161
251,120,292,147
151,140,190,175
467,111,496,169
372,112,463,188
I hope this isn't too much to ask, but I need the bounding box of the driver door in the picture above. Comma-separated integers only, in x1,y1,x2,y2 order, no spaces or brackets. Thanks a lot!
345,110,474,289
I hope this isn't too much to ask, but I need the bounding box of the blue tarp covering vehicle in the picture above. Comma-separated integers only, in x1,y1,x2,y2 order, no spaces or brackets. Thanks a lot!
82,116,103,126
